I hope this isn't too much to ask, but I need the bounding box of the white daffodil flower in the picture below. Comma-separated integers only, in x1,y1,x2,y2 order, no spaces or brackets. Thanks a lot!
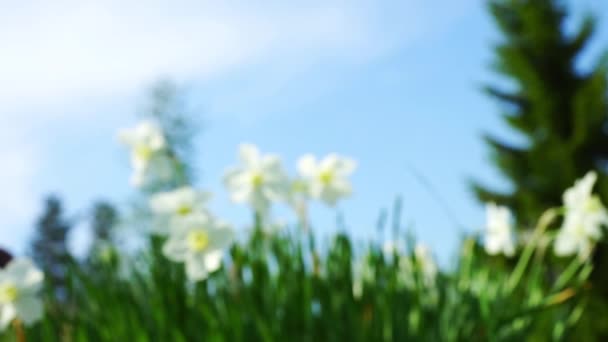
118,120,166,169
554,219,596,260
382,239,405,260
397,256,415,289
382,240,400,255
555,171,608,259
562,171,608,236
414,243,437,287
149,187,211,234
484,203,516,257
394,244,437,289
0,258,44,331
563,172,598,210
224,144,289,213
162,214,234,282
118,120,172,187
297,154,357,206
351,255,375,299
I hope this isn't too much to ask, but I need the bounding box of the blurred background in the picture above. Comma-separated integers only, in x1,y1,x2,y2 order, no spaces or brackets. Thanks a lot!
1,0,607,264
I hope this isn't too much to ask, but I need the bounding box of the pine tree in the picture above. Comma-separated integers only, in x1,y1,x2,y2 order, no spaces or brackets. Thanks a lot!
86,201,118,264
474,1,608,338
473,0,608,227
30,195,72,297
90,201,117,245
142,79,199,188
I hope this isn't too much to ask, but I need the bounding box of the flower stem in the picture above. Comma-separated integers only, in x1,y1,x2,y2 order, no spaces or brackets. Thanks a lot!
12,320,26,342
553,258,585,291
505,208,557,293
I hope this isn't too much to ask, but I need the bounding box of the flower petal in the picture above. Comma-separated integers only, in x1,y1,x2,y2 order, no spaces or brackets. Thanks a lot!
484,236,502,255
150,192,178,214
297,154,317,177
0,304,16,331
554,232,577,256
14,297,43,326
4,259,43,292
204,250,223,273
185,254,209,281
162,238,189,262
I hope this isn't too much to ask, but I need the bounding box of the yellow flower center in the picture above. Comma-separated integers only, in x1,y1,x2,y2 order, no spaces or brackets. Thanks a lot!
176,204,192,216
319,170,334,185
187,230,209,252
250,172,264,188
134,145,153,161
573,224,587,238
585,197,603,213
0,283,18,303
292,180,307,194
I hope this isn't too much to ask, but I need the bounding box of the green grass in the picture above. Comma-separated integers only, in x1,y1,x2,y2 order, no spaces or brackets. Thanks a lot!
2,218,595,342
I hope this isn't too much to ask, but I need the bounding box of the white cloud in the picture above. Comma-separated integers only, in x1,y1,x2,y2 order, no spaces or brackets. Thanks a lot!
0,1,367,114
0,0,473,114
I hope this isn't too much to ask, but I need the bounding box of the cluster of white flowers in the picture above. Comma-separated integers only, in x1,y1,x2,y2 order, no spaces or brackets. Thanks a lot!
224,144,356,214
118,120,174,187
224,144,290,214
116,121,240,282
0,258,44,331
555,171,608,260
483,171,608,261
117,120,608,287
149,187,233,282
3,120,601,335
119,124,357,282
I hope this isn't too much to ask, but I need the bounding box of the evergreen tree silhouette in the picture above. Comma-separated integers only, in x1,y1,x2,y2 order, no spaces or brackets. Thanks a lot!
87,201,118,264
30,195,72,299
473,0,608,226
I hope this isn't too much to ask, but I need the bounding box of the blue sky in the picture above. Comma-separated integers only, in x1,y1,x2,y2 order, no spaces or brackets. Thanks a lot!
2,0,607,263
